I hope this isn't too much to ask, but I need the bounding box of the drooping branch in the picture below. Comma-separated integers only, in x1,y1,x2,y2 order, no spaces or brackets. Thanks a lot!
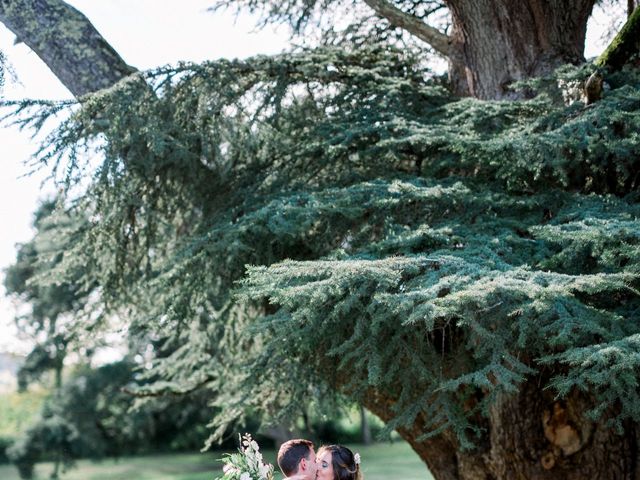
361,0,451,56
0,0,135,97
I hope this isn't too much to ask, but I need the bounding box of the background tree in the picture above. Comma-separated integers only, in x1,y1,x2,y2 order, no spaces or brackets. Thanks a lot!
4,200,92,392
3,201,96,479
1,1,640,480
6,359,217,479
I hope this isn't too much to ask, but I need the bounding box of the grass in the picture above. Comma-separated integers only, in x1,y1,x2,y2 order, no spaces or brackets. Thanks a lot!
0,441,433,480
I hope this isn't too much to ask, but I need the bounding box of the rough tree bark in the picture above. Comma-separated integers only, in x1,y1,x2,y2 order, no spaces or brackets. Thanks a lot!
444,0,596,99
363,378,640,480
0,0,134,97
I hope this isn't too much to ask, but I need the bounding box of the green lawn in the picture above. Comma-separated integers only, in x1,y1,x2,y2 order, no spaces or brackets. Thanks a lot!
0,441,433,480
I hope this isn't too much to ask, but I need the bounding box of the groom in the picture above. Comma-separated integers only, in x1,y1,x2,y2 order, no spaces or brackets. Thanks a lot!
277,439,317,479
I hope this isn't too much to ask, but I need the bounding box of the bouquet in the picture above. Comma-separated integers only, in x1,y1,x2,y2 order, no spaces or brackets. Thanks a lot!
215,433,274,480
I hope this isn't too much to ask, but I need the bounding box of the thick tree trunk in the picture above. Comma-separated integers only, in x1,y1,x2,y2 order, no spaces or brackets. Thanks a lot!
444,0,596,99
262,424,294,449
360,405,372,445
0,0,135,97
363,379,639,480
362,388,461,480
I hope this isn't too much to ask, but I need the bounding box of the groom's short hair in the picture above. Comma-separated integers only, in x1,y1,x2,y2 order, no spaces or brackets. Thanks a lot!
277,439,314,476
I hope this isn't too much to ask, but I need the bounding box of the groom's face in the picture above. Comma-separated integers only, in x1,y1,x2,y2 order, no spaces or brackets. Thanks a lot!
302,448,317,479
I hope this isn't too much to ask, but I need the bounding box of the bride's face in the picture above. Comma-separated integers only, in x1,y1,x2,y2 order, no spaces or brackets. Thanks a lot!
316,450,334,480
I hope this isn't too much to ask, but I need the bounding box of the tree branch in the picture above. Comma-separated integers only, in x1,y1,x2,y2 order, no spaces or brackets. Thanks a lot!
121,376,214,398
595,4,640,71
0,0,135,97
361,0,451,57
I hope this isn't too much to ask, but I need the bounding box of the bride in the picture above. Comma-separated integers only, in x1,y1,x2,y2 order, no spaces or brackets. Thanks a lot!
315,445,363,480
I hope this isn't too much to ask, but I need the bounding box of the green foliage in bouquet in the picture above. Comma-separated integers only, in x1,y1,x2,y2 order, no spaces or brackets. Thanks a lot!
216,434,274,480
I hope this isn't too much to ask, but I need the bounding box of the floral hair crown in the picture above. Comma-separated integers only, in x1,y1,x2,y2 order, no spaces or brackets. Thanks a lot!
353,453,361,466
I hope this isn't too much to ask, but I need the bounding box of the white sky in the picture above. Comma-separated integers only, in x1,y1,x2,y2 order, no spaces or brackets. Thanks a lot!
0,1,623,354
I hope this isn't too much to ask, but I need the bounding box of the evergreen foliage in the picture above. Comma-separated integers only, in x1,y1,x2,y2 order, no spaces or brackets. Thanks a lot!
2,43,640,450
210,0,448,46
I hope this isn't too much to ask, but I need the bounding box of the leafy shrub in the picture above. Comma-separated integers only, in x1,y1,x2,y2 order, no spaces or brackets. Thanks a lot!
0,435,13,464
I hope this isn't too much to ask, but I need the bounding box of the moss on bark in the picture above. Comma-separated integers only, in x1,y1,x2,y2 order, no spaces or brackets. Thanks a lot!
595,6,640,70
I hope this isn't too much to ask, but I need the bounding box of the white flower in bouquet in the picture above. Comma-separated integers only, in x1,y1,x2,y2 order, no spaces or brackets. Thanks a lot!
223,464,239,475
215,434,274,480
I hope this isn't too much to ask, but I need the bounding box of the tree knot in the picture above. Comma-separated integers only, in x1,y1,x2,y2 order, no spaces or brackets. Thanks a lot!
542,401,589,457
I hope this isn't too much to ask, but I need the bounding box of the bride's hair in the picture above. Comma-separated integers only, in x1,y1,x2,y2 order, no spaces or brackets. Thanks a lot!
317,445,363,480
